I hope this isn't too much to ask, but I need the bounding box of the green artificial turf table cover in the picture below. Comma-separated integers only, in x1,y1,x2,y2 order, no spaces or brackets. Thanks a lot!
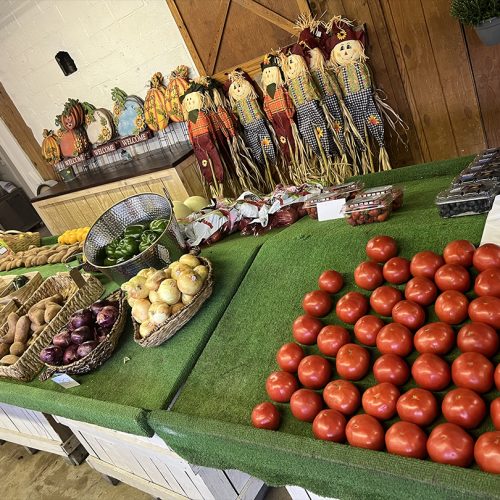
149,156,500,499
0,232,270,436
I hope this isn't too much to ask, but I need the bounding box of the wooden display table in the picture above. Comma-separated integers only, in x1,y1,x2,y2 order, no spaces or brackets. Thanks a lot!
31,144,205,234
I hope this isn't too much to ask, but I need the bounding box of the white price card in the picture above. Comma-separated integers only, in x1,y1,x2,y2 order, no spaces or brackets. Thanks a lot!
481,195,500,246
317,198,346,222
51,373,80,389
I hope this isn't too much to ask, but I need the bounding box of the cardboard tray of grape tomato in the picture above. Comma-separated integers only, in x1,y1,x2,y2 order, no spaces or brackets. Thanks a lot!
343,193,392,225
356,184,404,210
303,192,349,220
435,181,498,218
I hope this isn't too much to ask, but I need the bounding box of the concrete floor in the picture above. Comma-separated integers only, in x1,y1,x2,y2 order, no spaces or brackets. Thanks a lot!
0,441,291,500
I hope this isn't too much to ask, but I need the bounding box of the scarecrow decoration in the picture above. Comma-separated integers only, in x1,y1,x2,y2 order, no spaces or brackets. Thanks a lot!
324,16,405,171
180,82,224,196
226,69,277,190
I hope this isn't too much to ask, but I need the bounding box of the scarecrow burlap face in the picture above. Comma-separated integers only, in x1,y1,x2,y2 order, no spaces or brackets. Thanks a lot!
228,79,253,101
182,91,204,113
332,40,364,65
284,54,308,79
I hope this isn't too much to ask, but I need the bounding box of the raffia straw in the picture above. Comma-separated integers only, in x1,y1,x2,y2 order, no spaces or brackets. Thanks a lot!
379,146,392,171
364,126,375,173
374,90,409,146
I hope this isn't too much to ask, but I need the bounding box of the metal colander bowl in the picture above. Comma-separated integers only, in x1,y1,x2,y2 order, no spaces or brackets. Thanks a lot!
84,193,186,283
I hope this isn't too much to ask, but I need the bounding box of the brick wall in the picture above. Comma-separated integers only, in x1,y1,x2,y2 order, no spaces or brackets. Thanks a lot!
0,0,196,145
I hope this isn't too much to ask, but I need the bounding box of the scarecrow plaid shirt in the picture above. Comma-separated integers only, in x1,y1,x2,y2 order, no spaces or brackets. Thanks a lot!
187,110,214,140
287,74,320,108
337,62,371,96
233,98,264,127
263,86,295,121
311,69,343,101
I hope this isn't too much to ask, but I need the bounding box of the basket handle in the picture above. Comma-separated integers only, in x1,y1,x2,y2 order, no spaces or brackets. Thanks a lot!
69,268,86,289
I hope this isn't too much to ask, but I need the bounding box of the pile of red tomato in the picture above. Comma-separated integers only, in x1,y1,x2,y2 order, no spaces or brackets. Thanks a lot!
251,237,500,474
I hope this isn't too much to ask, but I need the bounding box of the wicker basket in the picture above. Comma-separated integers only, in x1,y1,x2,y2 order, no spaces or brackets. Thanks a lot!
0,272,43,304
133,257,214,347
0,272,104,382
39,290,128,380
0,231,40,253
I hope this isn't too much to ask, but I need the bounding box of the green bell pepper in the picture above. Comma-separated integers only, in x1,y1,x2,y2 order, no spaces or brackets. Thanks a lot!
104,239,120,259
124,224,145,239
149,218,168,234
139,230,157,252
115,236,139,260
103,257,116,267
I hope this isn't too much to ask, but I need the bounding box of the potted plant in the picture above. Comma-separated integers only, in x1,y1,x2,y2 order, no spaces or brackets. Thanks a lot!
451,0,500,46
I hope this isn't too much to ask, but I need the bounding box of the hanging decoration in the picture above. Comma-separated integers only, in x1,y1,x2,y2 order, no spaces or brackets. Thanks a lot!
165,65,190,122
144,72,169,131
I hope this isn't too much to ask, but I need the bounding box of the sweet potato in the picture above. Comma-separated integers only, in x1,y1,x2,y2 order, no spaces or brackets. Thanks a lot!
28,307,45,325
44,303,62,323
0,354,18,365
14,315,30,344
0,344,9,357
9,342,26,356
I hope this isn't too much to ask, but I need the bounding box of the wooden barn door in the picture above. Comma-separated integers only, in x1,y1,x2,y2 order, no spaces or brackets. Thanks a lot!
166,0,311,79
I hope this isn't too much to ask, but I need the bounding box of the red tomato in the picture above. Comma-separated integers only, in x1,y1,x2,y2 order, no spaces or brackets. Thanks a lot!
491,398,500,430
290,389,323,422
451,352,494,393
496,364,500,391
457,322,499,357
376,323,413,357
317,325,350,357
434,290,469,324
434,264,470,293
427,423,474,467
293,315,323,345
442,388,486,429
411,353,451,391
391,300,426,330
385,421,427,459
302,290,332,317
362,382,400,420
473,243,500,272
354,261,384,291
474,268,500,298
335,292,369,324
318,270,344,294
370,286,402,316
298,355,332,390
265,371,299,403
323,380,361,415
468,296,500,329
414,322,455,355
276,342,305,373
443,240,475,267
354,315,384,346
251,402,280,430
397,388,438,426
312,409,346,442
383,257,411,285
404,277,437,306
366,235,398,263
474,431,500,474
346,414,385,450
410,251,444,279
335,344,370,380
373,354,410,386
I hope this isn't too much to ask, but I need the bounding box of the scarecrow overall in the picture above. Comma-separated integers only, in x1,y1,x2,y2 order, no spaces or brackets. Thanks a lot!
181,83,224,195
325,18,391,171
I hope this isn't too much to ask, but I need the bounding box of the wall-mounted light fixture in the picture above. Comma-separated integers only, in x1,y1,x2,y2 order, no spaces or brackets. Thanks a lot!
55,51,77,76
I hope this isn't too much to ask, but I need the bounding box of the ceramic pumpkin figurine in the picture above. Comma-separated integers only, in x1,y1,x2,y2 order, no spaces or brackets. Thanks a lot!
41,129,61,165
165,65,190,122
144,72,169,131
180,82,224,196
82,102,115,146
112,87,147,137
324,17,394,171
55,103,90,159
60,98,85,130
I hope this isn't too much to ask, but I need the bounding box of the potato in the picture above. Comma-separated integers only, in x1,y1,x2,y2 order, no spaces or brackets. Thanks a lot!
35,255,48,266
28,307,45,325
0,344,9,357
14,315,30,344
0,354,19,365
9,342,26,357
7,312,19,336
44,303,62,323
32,324,46,337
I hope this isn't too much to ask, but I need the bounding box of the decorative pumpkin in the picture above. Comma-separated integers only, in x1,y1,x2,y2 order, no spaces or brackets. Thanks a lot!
60,98,85,130
165,65,190,122
144,72,169,131
82,102,115,145
59,128,90,158
112,87,147,137
41,129,61,165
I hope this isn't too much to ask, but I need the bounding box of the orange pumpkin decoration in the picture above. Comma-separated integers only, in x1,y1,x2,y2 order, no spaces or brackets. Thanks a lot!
41,129,61,165
144,72,169,131
165,65,190,122
60,98,85,130
59,128,90,158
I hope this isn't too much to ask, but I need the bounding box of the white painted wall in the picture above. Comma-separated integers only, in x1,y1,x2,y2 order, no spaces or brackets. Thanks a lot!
0,0,196,147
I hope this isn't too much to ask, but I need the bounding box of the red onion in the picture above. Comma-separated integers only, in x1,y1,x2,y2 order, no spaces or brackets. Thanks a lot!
76,341,98,358
71,326,94,345
90,300,108,318
52,329,71,348
96,306,118,329
62,344,79,365
39,345,63,365
69,309,93,330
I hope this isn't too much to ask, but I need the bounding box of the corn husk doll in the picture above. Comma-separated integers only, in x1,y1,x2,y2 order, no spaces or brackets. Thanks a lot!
260,53,299,183
280,45,342,184
226,70,277,191
180,83,224,196
324,18,395,171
